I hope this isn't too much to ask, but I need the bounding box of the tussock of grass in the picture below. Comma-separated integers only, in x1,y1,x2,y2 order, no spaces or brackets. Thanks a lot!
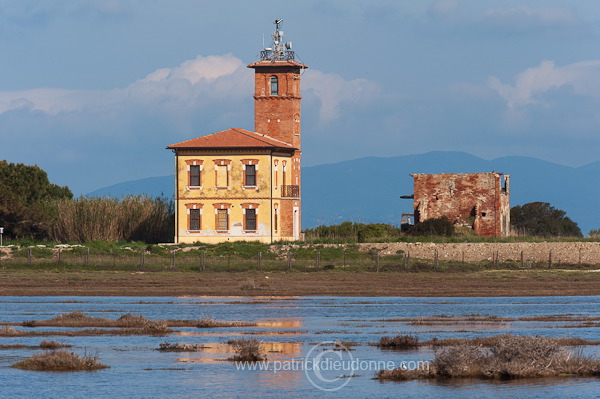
196,317,255,328
227,338,266,362
39,340,71,350
376,335,420,349
157,341,207,352
22,312,172,335
376,335,600,381
12,350,109,371
0,326,24,337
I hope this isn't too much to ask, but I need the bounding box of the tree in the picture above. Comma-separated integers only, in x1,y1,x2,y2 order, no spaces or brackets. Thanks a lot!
0,161,72,239
510,202,582,237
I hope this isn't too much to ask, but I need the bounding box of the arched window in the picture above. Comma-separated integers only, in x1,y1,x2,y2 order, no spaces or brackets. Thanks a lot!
270,75,278,96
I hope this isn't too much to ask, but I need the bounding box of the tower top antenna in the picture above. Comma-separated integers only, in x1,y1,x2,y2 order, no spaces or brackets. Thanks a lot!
260,19,295,61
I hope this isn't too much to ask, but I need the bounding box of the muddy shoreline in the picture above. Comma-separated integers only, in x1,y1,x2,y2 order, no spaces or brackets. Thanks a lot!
1,270,599,297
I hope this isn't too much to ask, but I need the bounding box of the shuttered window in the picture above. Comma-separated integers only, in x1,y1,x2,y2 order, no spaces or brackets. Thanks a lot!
190,165,200,186
216,209,228,231
189,209,201,230
245,165,256,186
245,209,256,231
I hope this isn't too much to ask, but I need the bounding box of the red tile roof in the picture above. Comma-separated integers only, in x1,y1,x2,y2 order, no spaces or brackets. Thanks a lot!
166,128,297,150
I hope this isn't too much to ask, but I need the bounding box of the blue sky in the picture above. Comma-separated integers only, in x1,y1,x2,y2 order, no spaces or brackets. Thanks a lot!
2,0,600,194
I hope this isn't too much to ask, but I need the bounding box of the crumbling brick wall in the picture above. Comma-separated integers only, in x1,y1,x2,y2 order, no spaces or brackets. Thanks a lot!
412,173,510,237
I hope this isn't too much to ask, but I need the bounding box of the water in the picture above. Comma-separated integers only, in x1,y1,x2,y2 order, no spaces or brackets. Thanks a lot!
1,296,600,398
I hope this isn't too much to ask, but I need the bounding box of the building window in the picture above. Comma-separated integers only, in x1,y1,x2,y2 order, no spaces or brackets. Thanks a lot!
245,209,257,231
216,165,228,188
270,75,278,96
189,209,201,231
245,165,256,186
216,209,229,231
190,165,201,187
274,209,278,232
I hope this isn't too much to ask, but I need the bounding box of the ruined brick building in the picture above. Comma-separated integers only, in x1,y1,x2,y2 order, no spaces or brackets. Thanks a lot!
411,173,510,237
166,20,306,243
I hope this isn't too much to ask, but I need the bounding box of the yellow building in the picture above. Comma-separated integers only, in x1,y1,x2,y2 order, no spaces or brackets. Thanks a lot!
166,20,305,244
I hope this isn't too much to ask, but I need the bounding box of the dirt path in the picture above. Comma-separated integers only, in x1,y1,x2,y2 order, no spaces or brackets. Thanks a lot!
1,270,599,297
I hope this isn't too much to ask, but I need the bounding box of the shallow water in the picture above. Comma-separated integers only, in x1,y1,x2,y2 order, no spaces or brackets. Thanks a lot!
0,296,599,398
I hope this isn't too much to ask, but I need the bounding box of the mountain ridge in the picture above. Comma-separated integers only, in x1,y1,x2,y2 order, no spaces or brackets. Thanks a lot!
87,152,599,234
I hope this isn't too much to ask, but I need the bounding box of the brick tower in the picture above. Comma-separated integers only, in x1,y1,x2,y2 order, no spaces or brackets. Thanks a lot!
247,19,306,149
248,20,307,240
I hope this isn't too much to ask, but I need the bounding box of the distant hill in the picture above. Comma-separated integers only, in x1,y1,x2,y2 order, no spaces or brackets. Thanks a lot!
87,151,600,235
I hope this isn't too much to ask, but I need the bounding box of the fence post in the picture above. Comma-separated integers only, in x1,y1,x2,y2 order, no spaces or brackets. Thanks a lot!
407,251,411,268
461,251,465,267
258,252,262,270
287,252,292,270
85,248,89,267
140,249,145,268
376,253,380,272
57,248,61,264
521,250,524,268
201,251,206,271
170,250,175,270
434,249,439,268
316,251,320,269
28,248,32,267
579,247,582,265
548,251,552,268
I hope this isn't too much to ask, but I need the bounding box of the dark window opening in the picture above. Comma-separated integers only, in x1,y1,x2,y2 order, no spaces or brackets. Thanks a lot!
481,212,487,217
245,165,256,186
190,165,200,186
190,209,200,230
245,209,257,231
270,75,278,95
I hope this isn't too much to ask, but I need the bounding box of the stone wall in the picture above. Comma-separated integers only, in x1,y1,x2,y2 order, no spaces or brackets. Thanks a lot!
359,242,600,265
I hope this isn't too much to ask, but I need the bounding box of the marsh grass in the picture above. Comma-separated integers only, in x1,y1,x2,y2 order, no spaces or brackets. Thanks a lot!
376,335,600,381
227,338,266,362
12,350,109,371
196,317,255,328
157,341,208,352
376,335,420,350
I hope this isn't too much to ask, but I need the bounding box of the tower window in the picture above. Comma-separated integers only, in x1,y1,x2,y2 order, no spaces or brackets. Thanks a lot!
270,75,278,95
216,209,229,231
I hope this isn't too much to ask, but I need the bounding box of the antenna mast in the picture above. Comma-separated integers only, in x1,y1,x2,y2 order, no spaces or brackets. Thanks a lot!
260,19,295,61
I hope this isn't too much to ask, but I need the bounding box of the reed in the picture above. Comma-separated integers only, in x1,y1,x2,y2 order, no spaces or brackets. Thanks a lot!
50,195,173,243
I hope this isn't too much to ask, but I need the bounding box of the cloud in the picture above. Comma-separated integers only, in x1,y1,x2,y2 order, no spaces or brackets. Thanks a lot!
303,70,381,121
488,60,600,108
0,53,379,126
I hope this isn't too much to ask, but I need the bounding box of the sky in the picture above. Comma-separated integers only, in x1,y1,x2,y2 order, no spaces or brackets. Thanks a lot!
2,0,600,195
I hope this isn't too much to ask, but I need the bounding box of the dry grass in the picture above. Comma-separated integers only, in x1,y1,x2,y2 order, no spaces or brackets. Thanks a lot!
0,326,25,337
227,338,266,362
376,335,420,349
12,350,109,371
196,317,255,328
157,341,208,352
21,312,173,336
376,335,600,381
39,340,72,349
